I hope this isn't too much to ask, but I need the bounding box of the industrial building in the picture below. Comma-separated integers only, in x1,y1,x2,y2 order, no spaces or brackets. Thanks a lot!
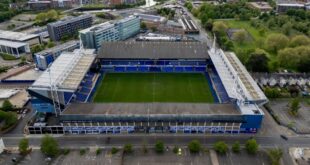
27,41,268,134
134,13,166,28
178,15,199,34
47,14,93,41
80,16,140,50
34,40,80,70
0,30,42,46
0,40,30,57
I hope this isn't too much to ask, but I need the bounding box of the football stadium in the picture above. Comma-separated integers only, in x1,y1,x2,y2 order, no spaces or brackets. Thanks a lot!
27,41,268,134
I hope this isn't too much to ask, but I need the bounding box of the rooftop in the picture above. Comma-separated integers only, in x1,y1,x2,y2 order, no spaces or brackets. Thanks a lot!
35,40,79,56
79,22,114,34
62,103,241,115
30,49,96,91
0,30,39,42
134,13,166,23
48,14,92,27
98,41,209,59
208,47,267,103
0,40,28,48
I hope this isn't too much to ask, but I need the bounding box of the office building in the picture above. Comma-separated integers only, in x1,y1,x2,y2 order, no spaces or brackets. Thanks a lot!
80,16,140,49
47,14,93,41
116,16,140,40
80,22,119,49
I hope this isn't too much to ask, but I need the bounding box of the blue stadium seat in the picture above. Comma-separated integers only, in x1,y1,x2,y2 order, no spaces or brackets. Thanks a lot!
162,67,173,72
76,93,88,102
138,66,149,72
115,67,125,72
195,67,206,72
175,67,184,72
126,66,137,72
184,67,194,72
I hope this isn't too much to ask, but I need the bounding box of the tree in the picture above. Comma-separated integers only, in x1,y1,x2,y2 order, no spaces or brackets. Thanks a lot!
233,30,247,44
281,22,292,35
246,49,269,72
212,21,228,35
188,140,201,153
2,100,13,111
213,141,228,155
155,141,164,153
0,111,17,130
185,1,193,11
289,98,300,116
140,22,147,29
19,138,29,155
267,148,283,165
245,139,258,154
289,35,310,48
36,13,47,23
46,10,58,21
40,135,59,157
123,144,133,154
31,45,45,53
232,141,240,153
258,27,266,36
265,34,289,53
278,46,310,72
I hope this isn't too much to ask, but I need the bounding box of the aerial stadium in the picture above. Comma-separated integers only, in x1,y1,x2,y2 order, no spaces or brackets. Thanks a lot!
27,41,268,135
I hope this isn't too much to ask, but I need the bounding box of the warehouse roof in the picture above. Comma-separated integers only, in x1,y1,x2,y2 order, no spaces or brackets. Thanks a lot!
98,41,209,59
62,103,240,115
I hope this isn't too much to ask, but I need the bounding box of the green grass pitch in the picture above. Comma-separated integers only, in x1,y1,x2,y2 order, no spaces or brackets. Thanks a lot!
93,73,215,103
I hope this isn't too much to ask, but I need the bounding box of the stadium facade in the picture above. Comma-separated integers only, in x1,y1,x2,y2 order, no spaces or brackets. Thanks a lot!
27,41,268,135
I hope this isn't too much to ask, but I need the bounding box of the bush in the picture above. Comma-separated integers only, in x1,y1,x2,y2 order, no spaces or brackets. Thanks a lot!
0,53,18,60
123,144,133,154
80,148,86,155
213,141,228,154
188,140,201,153
264,87,281,99
96,148,101,155
41,135,59,157
0,66,9,74
245,139,258,154
19,138,29,155
232,141,240,153
173,146,178,154
111,147,119,154
267,148,283,165
63,148,70,155
289,98,300,116
155,141,164,153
